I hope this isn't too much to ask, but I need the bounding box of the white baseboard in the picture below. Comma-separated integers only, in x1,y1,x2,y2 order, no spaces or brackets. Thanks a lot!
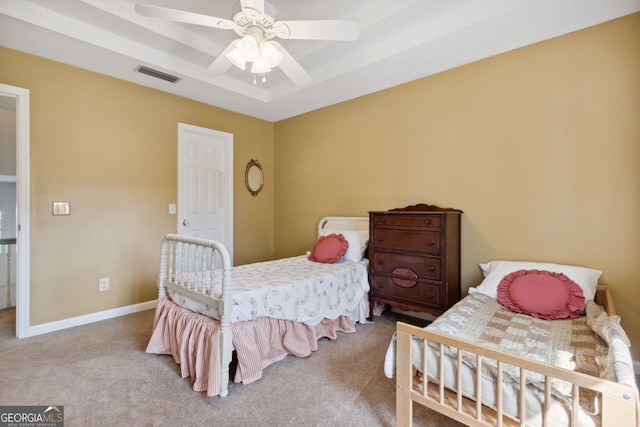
25,300,158,337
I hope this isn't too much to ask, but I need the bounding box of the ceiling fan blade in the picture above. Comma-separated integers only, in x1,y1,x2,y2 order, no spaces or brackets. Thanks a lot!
271,20,359,41
271,41,312,87
240,0,264,17
135,4,236,30
205,40,238,75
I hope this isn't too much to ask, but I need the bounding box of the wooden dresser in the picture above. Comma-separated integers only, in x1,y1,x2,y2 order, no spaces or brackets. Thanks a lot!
368,204,462,318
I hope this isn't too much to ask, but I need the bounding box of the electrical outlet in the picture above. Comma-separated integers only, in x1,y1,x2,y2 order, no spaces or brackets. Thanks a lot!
98,277,110,292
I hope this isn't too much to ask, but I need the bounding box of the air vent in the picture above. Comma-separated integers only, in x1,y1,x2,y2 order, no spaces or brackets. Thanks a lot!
136,66,181,83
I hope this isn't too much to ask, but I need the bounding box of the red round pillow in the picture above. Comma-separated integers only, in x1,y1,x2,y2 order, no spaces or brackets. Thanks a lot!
308,233,349,263
497,269,585,320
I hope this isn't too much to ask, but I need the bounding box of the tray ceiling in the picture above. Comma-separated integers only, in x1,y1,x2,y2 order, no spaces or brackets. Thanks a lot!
1,0,638,121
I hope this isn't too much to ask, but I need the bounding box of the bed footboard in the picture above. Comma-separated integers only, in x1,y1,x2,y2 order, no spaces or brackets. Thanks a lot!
395,321,638,427
158,234,233,397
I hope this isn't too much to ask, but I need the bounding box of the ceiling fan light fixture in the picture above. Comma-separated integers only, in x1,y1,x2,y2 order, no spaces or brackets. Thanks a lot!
237,34,259,61
226,48,247,70
260,41,283,68
227,36,283,75
250,57,271,74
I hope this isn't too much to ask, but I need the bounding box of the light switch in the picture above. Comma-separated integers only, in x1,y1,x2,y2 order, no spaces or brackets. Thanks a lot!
52,201,70,215
168,203,177,215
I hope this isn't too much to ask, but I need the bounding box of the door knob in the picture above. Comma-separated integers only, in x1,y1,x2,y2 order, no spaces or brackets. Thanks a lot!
182,219,190,226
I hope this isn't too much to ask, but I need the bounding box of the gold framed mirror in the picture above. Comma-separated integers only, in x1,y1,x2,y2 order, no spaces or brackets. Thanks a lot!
245,159,264,197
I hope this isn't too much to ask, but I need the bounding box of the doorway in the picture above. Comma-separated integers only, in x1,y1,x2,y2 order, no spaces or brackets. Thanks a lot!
0,96,16,311
0,84,30,338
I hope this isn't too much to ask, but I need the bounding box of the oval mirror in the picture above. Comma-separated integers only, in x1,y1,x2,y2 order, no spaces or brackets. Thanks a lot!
245,159,264,197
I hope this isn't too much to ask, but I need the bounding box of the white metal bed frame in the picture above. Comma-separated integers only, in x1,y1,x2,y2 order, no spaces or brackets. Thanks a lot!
155,216,368,398
157,233,233,396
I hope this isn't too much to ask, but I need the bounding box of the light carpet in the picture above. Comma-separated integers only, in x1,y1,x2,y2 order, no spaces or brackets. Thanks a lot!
0,307,463,427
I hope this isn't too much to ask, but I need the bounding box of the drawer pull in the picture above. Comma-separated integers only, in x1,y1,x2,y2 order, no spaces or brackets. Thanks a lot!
426,265,435,272
377,258,384,265
425,219,431,225
427,240,435,246
426,291,435,299
377,282,384,288
378,236,384,242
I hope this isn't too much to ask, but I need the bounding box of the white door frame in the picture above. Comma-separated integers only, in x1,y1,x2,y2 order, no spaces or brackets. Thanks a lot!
177,123,234,264
0,83,30,338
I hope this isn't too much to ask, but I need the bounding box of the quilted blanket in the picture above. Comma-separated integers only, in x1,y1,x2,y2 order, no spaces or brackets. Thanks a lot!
422,293,636,414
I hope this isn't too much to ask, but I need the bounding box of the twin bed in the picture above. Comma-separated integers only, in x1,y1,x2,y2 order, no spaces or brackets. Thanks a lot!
386,261,638,426
145,216,637,427
145,216,370,398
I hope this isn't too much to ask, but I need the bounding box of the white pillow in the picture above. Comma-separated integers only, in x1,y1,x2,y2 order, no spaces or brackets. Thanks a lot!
469,260,602,302
320,229,369,262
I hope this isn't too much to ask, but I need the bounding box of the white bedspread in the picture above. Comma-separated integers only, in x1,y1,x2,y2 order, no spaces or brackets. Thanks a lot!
168,255,370,326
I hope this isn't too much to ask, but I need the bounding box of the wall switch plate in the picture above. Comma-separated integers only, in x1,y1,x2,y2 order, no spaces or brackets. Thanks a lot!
98,277,110,292
52,201,70,215
168,203,177,215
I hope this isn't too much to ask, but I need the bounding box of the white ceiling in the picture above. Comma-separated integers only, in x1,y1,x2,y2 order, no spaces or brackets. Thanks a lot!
1,0,639,122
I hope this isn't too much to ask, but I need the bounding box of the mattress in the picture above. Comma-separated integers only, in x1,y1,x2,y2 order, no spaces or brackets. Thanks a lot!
168,255,370,325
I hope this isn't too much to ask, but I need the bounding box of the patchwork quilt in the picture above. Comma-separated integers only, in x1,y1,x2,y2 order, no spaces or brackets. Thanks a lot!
423,293,635,413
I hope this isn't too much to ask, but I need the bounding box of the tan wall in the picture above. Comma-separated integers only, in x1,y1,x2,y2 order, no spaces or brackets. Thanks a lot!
0,47,275,325
274,14,640,358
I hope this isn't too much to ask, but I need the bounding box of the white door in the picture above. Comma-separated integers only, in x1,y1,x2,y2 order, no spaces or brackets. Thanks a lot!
178,123,233,265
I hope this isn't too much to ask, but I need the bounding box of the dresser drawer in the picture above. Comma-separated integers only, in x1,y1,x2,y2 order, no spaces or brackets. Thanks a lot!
372,228,441,254
370,252,441,282
372,214,442,229
370,275,442,308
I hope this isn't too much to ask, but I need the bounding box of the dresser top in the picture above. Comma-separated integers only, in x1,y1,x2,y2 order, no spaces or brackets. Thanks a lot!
370,203,463,214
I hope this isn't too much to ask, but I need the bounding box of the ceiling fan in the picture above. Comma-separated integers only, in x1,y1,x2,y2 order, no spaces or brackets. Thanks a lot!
134,0,360,86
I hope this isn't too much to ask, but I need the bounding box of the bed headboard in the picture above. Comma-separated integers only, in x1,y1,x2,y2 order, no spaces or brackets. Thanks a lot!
318,216,369,236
